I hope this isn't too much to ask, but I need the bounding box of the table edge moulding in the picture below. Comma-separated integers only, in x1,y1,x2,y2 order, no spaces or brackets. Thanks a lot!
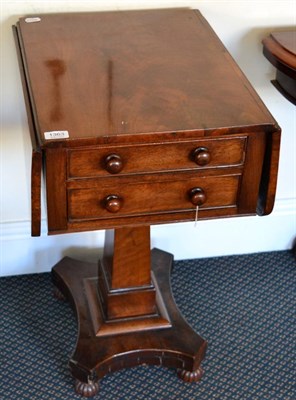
13,9,281,397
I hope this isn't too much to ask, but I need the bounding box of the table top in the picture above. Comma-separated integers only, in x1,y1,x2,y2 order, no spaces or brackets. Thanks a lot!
16,9,277,148
270,31,296,57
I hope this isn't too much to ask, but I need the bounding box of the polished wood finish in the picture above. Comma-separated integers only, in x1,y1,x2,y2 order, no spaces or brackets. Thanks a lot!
15,9,281,233
104,154,123,174
99,226,156,319
16,9,277,145
68,173,241,221
45,148,68,231
103,195,123,213
192,147,211,166
14,9,281,397
75,380,99,398
178,367,204,383
52,249,207,389
263,31,296,104
31,150,42,236
189,187,207,206
68,136,246,178
13,26,42,236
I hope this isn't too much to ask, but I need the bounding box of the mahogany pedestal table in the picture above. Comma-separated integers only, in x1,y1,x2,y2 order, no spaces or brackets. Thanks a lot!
14,9,281,397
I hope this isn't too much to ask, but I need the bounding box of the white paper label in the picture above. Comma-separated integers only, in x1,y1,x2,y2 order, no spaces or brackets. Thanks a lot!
44,130,69,140
25,17,41,23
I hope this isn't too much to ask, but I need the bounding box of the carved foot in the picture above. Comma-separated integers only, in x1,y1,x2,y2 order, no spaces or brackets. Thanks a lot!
75,379,99,397
177,366,204,383
53,286,66,301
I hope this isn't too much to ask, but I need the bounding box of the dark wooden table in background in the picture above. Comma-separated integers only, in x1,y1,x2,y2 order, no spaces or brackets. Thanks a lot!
14,9,281,397
263,30,296,104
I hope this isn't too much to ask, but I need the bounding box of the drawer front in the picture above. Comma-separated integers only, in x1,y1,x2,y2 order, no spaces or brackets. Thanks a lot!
68,174,240,221
68,137,246,178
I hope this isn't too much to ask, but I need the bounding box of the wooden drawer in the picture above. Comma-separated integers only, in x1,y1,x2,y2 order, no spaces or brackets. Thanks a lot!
68,137,246,178
68,173,241,221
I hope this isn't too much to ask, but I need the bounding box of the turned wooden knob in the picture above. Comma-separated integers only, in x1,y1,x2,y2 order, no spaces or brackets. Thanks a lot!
104,195,123,213
192,147,211,166
105,154,123,174
188,187,206,206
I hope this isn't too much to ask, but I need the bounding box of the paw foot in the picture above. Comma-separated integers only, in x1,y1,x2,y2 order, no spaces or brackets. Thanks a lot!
75,379,99,397
177,366,204,382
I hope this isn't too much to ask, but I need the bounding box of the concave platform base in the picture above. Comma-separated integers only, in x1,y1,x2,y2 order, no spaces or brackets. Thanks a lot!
52,248,207,397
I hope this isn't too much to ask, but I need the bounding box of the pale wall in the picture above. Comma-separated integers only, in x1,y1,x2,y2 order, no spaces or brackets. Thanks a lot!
1,0,295,276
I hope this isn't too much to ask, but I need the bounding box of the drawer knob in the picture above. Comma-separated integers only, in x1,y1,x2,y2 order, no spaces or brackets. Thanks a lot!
104,195,123,213
188,187,207,206
192,147,211,166
105,154,123,174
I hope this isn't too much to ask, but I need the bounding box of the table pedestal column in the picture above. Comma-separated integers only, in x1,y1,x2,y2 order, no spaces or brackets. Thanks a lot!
52,226,207,397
